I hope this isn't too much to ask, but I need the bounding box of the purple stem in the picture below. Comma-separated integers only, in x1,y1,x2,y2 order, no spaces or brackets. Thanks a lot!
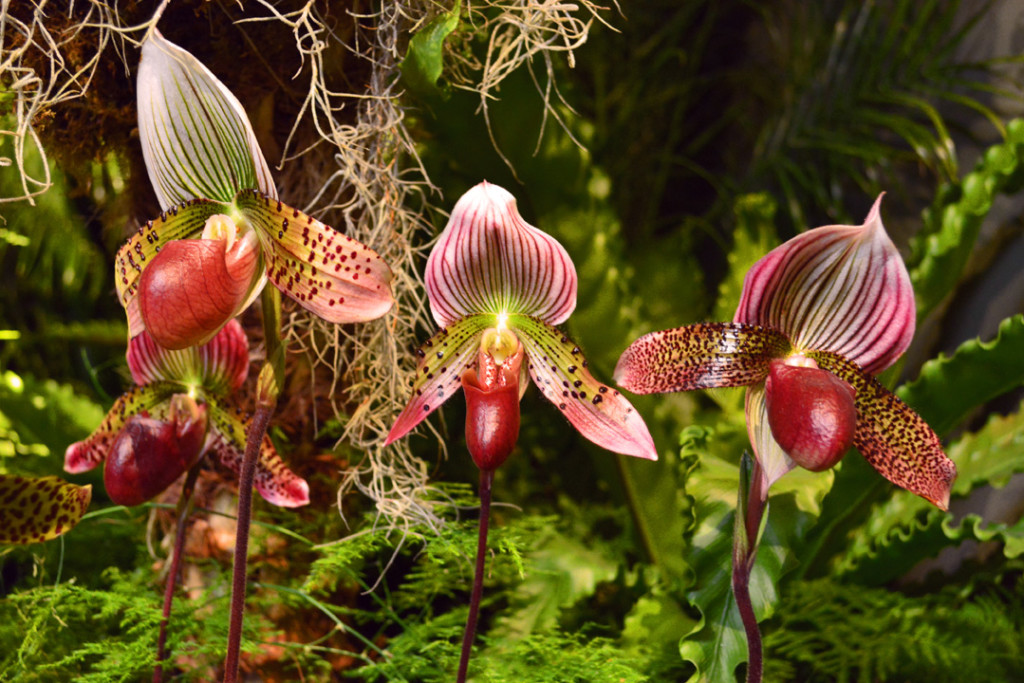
154,464,201,683
222,402,273,683
456,468,494,683
733,460,767,683
732,555,763,683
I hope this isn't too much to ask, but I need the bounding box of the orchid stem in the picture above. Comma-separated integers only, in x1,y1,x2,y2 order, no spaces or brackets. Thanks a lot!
457,468,494,683
223,400,274,683
732,555,763,683
154,463,200,683
733,458,767,683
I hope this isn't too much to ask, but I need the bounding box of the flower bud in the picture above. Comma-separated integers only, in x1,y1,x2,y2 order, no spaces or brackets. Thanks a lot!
461,337,524,471
139,219,259,349
104,395,208,505
765,359,857,472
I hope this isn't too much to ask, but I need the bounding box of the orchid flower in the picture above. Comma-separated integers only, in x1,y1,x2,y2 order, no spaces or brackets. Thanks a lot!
118,30,393,350
384,180,656,683
615,195,956,509
65,320,309,508
384,181,657,463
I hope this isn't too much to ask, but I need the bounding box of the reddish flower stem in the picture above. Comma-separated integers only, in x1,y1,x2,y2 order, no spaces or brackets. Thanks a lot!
732,556,763,683
154,464,201,683
222,401,273,683
457,467,494,683
733,460,767,683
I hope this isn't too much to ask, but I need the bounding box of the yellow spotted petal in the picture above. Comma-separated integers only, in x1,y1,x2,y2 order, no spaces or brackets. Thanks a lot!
385,314,495,446
512,315,657,460
0,475,92,545
234,190,394,323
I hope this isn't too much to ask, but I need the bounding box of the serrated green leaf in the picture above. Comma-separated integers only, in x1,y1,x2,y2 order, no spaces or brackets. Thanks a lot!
910,129,1024,318
898,314,1024,435
621,583,696,668
677,426,830,682
491,528,619,639
400,1,461,100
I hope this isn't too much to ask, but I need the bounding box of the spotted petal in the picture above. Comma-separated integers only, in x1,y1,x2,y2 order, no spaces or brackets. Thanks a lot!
64,383,175,473
138,30,276,209
810,350,956,509
425,182,577,328
614,322,792,394
115,199,229,338
511,315,657,460
0,475,92,545
234,190,394,323
384,313,495,446
206,399,309,508
127,319,250,393
735,195,915,375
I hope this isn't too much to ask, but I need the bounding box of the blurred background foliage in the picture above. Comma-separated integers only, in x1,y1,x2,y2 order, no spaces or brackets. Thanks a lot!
2,0,1024,680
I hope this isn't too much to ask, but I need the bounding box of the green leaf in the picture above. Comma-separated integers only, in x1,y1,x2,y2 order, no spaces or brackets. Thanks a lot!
491,528,620,639
621,580,696,673
677,426,830,682
400,1,461,100
0,475,92,544
898,314,1024,436
0,371,106,467
910,126,1024,318
837,403,1024,584
713,194,778,323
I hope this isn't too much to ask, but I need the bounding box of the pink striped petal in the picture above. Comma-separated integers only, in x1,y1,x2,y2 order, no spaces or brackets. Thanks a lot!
127,319,250,393
384,314,494,446
0,475,92,545
810,350,956,510
613,323,791,394
744,383,798,488
512,315,657,460
64,384,171,473
207,399,310,508
234,190,394,323
425,182,577,327
735,195,915,375
115,199,226,339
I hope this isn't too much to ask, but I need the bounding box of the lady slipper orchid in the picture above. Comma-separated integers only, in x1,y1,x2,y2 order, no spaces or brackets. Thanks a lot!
385,181,656,683
119,30,393,350
385,181,657,463
615,195,956,509
65,320,309,508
